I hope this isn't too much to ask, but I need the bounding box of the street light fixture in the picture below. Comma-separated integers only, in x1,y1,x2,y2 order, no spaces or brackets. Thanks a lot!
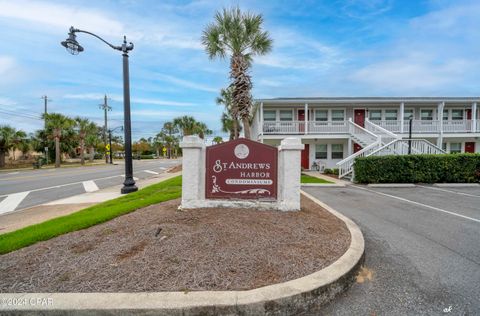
61,26,138,194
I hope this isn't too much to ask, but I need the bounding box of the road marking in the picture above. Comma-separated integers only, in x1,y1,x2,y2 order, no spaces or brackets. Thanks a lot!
7,172,19,175
0,191,30,214
0,174,124,198
159,167,167,170
143,170,159,175
82,180,99,192
351,185,480,224
416,185,480,198
133,177,139,181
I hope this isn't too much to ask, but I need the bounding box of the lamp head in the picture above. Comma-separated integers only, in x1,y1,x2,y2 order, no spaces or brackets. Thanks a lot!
61,27,84,55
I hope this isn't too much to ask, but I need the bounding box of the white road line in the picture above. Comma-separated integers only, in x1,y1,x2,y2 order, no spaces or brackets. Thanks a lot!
351,185,480,224
0,191,30,215
7,172,19,175
82,180,99,192
143,170,159,175
133,177,139,181
416,185,480,198
159,167,167,170
0,174,124,198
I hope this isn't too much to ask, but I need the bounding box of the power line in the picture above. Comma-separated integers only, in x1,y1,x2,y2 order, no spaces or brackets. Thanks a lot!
0,109,43,121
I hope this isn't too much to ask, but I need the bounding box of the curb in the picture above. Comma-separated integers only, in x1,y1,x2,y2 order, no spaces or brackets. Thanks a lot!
301,183,346,187
0,191,365,315
367,183,416,188
433,183,479,187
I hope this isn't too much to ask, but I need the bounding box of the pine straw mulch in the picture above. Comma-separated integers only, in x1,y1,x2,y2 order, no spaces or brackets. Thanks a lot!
0,195,350,292
167,164,182,173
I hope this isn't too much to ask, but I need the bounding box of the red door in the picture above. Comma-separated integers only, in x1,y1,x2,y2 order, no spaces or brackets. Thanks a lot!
354,143,362,153
301,144,309,169
354,109,366,127
465,142,475,153
298,110,305,133
466,109,472,120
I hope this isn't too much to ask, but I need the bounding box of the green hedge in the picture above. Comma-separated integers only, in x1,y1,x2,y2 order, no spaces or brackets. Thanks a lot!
354,154,480,184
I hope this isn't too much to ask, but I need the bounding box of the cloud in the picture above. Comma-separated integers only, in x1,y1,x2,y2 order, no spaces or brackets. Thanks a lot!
0,56,16,76
154,73,218,92
63,93,196,107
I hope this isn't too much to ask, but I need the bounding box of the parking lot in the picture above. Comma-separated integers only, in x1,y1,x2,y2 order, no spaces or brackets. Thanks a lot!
302,184,480,315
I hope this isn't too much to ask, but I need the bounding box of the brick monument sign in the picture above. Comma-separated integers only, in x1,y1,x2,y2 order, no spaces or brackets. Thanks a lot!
205,138,277,200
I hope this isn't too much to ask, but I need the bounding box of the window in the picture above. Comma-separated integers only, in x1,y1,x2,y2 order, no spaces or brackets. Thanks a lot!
420,109,433,120
385,109,398,121
450,142,461,154
369,110,382,120
315,144,327,159
451,109,463,120
404,109,414,120
263,110,276,121
331,144,344,159
315,110,328,121
443,109,449,120
279,110,293,121
442,143,447,152
331,110,345,121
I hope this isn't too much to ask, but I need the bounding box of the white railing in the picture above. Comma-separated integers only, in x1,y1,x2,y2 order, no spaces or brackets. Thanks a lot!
308,121,349,133
404,120,440,133
369,139,446,156
348,119,379,146
263,121,304,134
365,119,400,145
442,120,472,133
477,119,480,132
337,140,382,178
369,120,402,133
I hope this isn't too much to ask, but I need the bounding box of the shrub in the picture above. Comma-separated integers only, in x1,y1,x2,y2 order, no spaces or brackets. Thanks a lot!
140,154,155,159
323,168,333,174
354,153,480,184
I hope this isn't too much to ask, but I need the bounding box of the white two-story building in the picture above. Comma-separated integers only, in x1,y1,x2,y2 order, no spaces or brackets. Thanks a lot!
250,97,480,178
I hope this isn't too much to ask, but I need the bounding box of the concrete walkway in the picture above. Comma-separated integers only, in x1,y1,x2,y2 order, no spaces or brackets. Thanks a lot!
0,171,181,234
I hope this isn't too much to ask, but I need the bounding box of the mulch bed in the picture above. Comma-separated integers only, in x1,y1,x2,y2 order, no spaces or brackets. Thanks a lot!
167,164,182,173
0,195,350,292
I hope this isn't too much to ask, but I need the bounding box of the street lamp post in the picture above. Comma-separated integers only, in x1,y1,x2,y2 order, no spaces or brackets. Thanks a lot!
61,26,138,194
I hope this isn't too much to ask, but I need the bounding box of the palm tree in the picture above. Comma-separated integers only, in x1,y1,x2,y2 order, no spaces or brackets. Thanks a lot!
43,113,75,168
75,117,92,165
202,7,272,139
173,116,198,136
216,87,240,139
0,125,26,168
212,136,223,144
194,122,212,140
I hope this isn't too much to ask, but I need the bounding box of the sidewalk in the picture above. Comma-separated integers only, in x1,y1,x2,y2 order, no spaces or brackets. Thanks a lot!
0,171,181,234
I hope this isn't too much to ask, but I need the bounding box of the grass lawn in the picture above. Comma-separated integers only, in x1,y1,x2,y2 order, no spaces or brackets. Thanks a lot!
301,173,334,184
0,176,182,255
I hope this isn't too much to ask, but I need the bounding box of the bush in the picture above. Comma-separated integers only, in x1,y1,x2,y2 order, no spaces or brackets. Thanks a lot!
323,168,339,175
354,154,480,184
140,154,155,159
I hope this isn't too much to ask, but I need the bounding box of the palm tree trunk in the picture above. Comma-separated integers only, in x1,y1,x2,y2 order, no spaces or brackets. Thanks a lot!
80,138,85,165
230,53,252,140
242,117,251,139
232,120,238,140
55,137,60,168
0,151,5,168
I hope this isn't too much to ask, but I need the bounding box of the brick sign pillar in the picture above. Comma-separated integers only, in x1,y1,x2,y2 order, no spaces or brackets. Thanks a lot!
278,138,304,211
180,135,205,208
180,136,304,211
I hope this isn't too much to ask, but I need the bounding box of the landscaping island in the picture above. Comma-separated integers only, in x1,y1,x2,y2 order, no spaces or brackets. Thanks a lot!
0,195,350,292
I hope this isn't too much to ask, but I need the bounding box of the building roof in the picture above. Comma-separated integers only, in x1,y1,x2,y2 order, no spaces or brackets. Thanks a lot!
256,97,480,103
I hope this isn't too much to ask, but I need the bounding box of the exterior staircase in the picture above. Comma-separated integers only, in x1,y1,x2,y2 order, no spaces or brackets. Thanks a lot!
337,118,445,179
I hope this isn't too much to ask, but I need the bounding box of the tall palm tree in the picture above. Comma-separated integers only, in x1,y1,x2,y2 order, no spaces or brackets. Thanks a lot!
173,116,198,136
216,87,240,139
75,117,92,165
212,136,223,144
0,125,26,168
202,7,272,139
43,113,75,168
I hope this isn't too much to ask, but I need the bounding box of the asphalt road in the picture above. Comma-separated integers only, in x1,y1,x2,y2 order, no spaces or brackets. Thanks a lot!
302,184,480,315
0,159,180,214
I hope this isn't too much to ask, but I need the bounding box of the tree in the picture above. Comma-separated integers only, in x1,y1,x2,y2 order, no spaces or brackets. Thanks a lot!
43,113,75,168
173,116,197,136
202,7,272,139
194,122,213,140
75,117,92,165
212,136,223,144
0,125,26,168
216,87,240,139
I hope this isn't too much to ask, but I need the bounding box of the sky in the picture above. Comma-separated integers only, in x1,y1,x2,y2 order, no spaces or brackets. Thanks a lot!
0,0,479,140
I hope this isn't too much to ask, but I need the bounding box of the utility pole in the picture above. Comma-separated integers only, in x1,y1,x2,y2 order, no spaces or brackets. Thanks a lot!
99,94,112,163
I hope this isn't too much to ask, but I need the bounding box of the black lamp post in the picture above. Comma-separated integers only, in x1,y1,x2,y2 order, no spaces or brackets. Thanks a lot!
62,26,138,194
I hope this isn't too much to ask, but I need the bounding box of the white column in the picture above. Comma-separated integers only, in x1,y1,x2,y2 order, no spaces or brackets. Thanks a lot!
400,102,404,133
259,102,264,143
347,137,353,156
472,102,477,133
437,102,445,147
304,103,308,134
278,138,304,211
180,136,205,209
